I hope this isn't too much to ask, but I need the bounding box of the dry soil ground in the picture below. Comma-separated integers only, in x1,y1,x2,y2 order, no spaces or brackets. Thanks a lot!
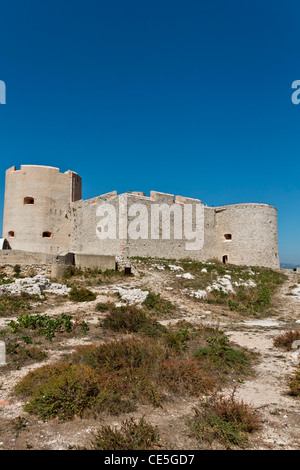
0,261,299,450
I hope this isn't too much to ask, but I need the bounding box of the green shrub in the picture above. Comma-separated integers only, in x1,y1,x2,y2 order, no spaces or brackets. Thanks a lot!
188,391,260,449
95,302,114,312
0,274,14,286
86,418,160,450
164,327,190,352
15,362,100,421
288,366,300,397
70,336,166,373
138,321,167,338
69,286,96,302
143,291,175,316
101,306,149,332
100,305,167,337
13,264,21,276
160,358,216,395
8,313,74,341
193,332,249,373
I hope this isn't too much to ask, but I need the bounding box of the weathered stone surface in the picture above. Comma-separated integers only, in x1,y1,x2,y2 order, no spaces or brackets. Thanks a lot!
0,341,5,366
0,275,70,297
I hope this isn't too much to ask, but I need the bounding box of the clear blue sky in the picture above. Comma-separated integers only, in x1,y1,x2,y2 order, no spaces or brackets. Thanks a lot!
0,0,299,264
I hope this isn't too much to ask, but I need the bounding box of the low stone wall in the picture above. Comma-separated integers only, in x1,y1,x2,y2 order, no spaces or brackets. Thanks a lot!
0,250,117,278
0,250,73,278
74,253,116,271
0,250,56,265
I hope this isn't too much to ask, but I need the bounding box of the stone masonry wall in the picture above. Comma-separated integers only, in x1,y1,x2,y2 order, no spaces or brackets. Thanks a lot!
3,165,82,254
70,191,279,268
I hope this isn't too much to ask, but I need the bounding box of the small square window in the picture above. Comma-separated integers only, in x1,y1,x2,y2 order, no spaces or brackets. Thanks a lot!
224,233,232,240
24,197,35,205
42,231,53,238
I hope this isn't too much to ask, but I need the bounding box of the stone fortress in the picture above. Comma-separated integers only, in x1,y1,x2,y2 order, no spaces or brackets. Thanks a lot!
1,165,280,275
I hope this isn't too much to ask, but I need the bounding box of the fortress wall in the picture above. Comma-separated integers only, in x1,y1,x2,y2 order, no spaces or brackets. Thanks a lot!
2,164,280,269
70,191,122,256
213,203,279,268
125,192,217,261
3,165,81,254
70,192,279,268
70,191,218,262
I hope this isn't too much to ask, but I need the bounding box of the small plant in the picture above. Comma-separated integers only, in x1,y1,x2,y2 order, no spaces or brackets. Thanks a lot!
100,305,166,336
8,313,75,341
9,416,27,437
6,341,47,367
288,365,300,397
69,286,96,302
13,264,21,276
0,274,13,285
164,327,190,352
273,330,300,351
160,357,215,395
95,302,114,312
86,418,160,450
143,291,175,316
193,332,249,373
188,390,260,449
0,295,32,316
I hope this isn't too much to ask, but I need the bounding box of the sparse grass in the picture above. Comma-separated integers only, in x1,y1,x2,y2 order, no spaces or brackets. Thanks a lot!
6,341,47,367
63,267,128,284
131,258,286,315
178,260,285,314
188,390,260,449
273,330,300,351
85,418,161,450
0,294,32,316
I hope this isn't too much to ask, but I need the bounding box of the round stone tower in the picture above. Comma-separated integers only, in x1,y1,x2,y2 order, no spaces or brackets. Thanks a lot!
214,203,279,269
2,165,82,254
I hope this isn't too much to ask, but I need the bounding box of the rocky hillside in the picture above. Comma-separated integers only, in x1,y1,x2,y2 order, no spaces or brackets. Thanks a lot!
0,258,299,450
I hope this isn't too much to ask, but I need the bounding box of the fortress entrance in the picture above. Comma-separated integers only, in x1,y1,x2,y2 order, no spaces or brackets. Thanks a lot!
222,255,228,264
